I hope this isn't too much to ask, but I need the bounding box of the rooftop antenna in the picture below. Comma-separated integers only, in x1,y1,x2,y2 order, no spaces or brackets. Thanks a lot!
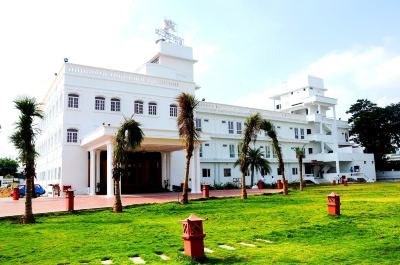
155,18,184,45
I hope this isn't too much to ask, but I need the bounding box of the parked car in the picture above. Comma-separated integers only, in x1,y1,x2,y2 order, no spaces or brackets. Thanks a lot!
12,184,46,198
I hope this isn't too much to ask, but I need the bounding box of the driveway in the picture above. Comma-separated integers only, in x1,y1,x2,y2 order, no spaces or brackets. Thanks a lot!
0,188,282,218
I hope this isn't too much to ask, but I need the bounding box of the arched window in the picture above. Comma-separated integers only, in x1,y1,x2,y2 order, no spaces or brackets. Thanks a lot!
95,96,105,110
170,104,177,117
111,98,120,112
134,100,143,114
68,94,79,108
148,102,157,115
66,128,78,143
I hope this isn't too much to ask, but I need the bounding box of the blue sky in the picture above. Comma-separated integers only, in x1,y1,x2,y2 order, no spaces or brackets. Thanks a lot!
0,0,400,158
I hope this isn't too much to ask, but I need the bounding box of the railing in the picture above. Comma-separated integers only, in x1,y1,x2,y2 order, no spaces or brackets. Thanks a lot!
197,102,307,122
65,63,188,89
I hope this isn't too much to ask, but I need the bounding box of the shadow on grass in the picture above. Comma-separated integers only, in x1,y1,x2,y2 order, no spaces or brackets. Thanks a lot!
176,253,248,264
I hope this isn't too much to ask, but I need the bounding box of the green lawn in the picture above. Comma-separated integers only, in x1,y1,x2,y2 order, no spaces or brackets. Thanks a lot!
0,183,399,265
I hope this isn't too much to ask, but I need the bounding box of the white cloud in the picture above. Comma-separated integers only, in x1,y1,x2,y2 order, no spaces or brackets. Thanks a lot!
234,44,400,119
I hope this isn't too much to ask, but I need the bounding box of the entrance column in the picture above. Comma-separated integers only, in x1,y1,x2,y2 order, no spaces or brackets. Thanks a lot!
106,141,114,198
190,146,201,193
89,149,96,195
95,150,101,194
161,152,167,190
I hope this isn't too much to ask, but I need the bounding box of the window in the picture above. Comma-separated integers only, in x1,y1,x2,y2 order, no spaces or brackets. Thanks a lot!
68,94,79,108
345,132,349,142
265,146,271,158
224,168,231,177
95,96,105,110
196,118,202,131
229,144,235,158
292,168,298,175
199,144,203,158
66,129,78,143
228,121,234,134
202,168,210,178
170,104,177,117
354,165,360,172
236,122,242,134
308,148,313,154
277,167,282,175
272,148,277,158
110,98,120,112
294,128,299,139
148,102,157,115
300,128,305,139
307,129,312,135
134,100,143,114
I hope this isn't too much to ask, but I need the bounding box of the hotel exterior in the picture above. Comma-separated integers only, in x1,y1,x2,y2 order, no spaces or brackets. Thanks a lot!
36,38,376,196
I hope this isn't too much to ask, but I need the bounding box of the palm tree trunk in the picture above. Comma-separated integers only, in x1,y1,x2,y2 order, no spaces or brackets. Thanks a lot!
241,171,247,199
278,156,288,195
31,176,36,199
299,156,304,191
113,177,122,212
251,166,255,187
181,156,191,204
23,175,35,224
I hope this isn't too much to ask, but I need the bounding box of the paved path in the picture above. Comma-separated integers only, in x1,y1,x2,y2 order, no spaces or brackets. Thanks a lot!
0,189,281,218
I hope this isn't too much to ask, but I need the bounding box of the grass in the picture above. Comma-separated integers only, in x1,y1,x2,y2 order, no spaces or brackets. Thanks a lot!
0,183,399,264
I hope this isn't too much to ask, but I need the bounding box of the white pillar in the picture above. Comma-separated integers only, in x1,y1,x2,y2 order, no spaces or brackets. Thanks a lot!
161,152,167,189
95,150,101,193
89,149,96,195
106,142,114,198
166,152,171,190
332,106,340,173
190,146,201,193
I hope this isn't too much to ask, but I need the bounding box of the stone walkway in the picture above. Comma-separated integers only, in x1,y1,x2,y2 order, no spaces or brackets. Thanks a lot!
0,189,281,218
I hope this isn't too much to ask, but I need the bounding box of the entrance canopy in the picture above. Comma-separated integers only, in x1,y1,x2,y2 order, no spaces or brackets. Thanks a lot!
81,125,210,152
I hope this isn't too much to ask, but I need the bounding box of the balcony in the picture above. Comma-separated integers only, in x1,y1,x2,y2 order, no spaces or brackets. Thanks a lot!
308,133,334,143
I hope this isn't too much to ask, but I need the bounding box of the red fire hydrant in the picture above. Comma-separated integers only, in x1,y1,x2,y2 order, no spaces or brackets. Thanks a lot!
327,192,341,216
180,214,207,260
12,187,19,200
66,190,74,212
202,184,209,199
277,179,283,189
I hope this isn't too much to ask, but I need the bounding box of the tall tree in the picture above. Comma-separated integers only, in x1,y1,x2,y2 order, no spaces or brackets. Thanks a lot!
347,99,399,169
0,158,19,177
261,119,288,195
291,146,305,191
176,93,199,204
238,113,263,199
10,97,43,224
234,147,271,187
112,118,144,212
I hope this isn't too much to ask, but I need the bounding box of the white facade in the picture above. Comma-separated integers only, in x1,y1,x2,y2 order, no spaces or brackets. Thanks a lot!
36,40,376,196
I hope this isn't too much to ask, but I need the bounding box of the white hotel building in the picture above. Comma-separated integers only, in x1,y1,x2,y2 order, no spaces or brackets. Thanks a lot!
36,39,376,196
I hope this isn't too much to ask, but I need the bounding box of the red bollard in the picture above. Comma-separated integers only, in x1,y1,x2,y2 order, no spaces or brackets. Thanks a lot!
332,180,336,185
180,214,207,260
12,188,19,200
277,180,283,189
343,179,348,186
66,190,74,212
327,192,341,216
293,182,298,189
202,184,209,199
257,180,264,189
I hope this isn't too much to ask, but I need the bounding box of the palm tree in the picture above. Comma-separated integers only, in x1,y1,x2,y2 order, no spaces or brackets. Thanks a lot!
234,147,271,187
176,93,199,204
291,145,306,191
260,119,288,195
10,97,43,224
238,113,263,199
112,117,144,212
